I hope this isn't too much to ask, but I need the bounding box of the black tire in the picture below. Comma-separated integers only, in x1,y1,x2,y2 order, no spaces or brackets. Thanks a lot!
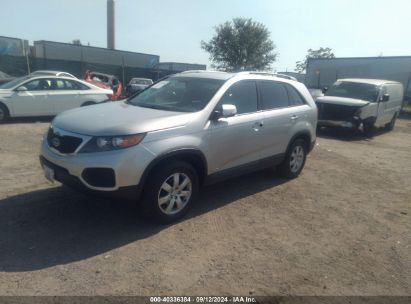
363,123,375,136
385,112,398,131
278,138,307,179
81,101,96,107
0,103,9,123
141,161,199,224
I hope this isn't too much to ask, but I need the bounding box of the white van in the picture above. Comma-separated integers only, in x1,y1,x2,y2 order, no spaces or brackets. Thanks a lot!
316,79,403,132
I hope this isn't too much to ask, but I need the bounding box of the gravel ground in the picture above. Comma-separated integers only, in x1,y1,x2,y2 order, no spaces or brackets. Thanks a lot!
0,117,410,296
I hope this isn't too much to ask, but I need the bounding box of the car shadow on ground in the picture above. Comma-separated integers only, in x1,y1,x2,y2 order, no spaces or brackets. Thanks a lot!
0,169,287,272
316,126,389,142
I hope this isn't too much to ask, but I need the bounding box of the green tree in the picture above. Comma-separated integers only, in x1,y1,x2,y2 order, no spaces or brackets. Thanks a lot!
201,18,278,72
295,47,335,73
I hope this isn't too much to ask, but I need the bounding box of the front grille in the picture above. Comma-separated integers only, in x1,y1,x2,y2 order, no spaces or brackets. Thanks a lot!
47,127,83,154
316,102,361,120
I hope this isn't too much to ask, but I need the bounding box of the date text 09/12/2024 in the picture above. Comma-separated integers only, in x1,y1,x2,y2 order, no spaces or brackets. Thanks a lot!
149,296,257,303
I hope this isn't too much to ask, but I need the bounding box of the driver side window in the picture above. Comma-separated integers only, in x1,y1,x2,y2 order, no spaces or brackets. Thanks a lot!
218,80,258,115
21,80,40,91
21,79,51,91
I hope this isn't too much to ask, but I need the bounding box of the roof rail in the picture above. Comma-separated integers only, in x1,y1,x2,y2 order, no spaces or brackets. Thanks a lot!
236,71,298,81
179,70,224,74
180,70,206,74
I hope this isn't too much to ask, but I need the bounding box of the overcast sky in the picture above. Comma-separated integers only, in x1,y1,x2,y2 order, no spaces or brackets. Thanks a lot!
0,0,410,71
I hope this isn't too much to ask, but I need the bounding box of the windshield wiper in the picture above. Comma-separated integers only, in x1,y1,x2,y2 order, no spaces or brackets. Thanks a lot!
136,103,173,111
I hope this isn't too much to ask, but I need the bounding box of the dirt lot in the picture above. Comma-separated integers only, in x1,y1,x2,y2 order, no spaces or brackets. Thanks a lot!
0,117,410,296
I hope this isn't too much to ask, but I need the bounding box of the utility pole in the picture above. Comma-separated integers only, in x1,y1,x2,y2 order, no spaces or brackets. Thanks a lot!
107,0,115,49
23,40,30,75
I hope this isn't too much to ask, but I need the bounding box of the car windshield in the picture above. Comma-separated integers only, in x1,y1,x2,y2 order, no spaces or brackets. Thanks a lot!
325,81,379,102
127,77,224,112
0,76,31,89
131,79,152,85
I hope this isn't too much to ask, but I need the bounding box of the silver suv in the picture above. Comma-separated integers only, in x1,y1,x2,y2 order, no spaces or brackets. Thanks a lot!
40,71,317,223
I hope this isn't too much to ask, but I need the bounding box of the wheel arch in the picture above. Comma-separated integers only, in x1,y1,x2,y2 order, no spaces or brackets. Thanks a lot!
286,131,312,154
0,101,10,117
140,148,208,189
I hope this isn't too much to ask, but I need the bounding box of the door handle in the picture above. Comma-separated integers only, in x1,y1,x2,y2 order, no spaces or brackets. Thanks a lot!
252,121,264,131
290,115,299,120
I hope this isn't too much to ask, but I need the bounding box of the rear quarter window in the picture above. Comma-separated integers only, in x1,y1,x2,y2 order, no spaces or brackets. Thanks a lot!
70,80,90,90
285,84,306,106
258,81,289,110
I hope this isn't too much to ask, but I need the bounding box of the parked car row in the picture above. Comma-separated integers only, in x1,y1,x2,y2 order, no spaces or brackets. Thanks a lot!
0,70,158,122
1,68,156,101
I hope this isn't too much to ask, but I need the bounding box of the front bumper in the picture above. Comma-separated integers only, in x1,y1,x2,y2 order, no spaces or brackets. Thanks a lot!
40,137,155,193
317,119,360,129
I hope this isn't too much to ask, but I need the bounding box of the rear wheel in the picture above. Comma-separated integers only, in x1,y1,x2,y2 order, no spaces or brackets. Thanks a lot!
279,138,307,179
141,161,199,224
0,104,9,123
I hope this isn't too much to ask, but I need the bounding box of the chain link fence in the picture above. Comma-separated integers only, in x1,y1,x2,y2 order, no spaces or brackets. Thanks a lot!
0,54,177,84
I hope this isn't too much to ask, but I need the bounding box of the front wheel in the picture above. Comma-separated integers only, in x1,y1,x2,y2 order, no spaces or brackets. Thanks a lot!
141,161,199,224
385,112,398,131
363,123,375,136
279,139,307,179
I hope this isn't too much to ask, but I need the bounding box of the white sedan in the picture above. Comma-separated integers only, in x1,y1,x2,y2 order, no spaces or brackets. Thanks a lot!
0,75,113,122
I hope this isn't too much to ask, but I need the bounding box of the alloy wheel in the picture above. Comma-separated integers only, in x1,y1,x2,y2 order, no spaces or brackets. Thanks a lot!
290,145,304,173
157,173,192,215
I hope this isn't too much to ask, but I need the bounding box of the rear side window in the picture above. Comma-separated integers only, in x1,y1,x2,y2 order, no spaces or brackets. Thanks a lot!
219,80,258,114
259,81,288,109
69,80,90,90
285,85,305,106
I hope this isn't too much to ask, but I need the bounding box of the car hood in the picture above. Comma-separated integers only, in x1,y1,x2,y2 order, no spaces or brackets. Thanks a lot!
316,96,370,107
53,101,196,136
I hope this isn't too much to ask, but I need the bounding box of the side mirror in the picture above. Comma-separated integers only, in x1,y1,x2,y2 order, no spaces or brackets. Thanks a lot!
381,94,390,102
221,104,237,117
211,104,237,120
16,86,28,92
322,86,328,94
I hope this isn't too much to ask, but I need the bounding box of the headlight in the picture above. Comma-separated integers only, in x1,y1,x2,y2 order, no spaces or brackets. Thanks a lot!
80,133,145,153
354,108,362,118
